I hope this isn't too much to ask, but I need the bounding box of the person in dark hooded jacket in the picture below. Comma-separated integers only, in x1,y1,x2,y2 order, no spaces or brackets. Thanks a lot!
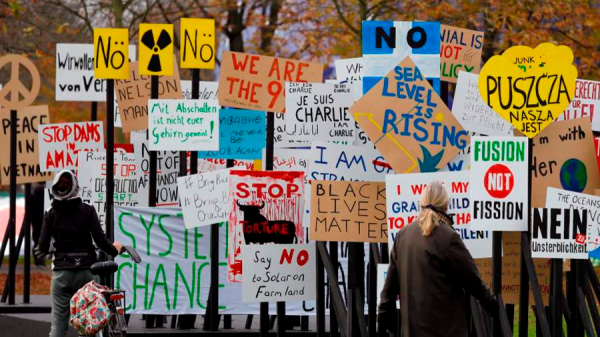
35,170,124,337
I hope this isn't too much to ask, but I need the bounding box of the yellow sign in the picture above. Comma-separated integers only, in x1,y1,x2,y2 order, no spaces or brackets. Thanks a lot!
138,23,174,76
94,28,130,80
478,43,577,138
180,18,215,69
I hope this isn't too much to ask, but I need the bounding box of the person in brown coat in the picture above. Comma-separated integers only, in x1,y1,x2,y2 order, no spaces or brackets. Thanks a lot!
379,181,498,336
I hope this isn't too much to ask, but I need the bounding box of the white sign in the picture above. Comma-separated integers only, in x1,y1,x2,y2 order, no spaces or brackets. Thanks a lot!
376,264,399,307
285,82,355,144
38,121,104,171
469,137,529,231
335,57,363,102
56,43,136,102
177,169,231,228
452,72,514,136
386,171,492,259
242,244,316,303
181,80,219,100
531,207,588,259
558,79,600,131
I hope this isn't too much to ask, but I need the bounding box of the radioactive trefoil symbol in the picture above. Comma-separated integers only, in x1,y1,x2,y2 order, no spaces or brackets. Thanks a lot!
141,29,172,72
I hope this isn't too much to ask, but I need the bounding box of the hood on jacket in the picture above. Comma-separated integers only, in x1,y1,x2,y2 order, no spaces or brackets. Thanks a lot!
51,170,80,201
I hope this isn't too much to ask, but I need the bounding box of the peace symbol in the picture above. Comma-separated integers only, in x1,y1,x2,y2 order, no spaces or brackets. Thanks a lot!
0,54,41,110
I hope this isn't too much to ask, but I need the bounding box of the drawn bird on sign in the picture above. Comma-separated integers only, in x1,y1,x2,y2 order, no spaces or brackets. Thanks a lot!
141,29,172,72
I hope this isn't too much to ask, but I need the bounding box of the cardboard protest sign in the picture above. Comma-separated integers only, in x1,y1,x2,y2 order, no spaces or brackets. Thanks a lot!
180,18,215,69
310,180,387,243
78,151,139,226
242,243,316,302
334,58,363,102
386,171,492,258
181,80,218,100
131,132,180,207
218,51,324,113
478,43,577,138
362,21,440,94
56,43,136,101
439,132,479,172
198,109,266,160
38,121,104,171
531,118,600,208
469,137,529,231
440,25,484,83
148,99,219,151
115,61,182,133
531,208,588,259
0,106,53,185
349,57,469,173
138,24,174,76
545,187,600,258
177,169,230,228
285,82,355,144
452,72,513,136
228,170,305,282
558,79,600,131
93,28,130,80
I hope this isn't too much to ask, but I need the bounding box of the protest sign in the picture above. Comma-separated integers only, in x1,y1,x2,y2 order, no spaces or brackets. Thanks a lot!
596,137,600,180
177,168,230,228
470,137,528,231
38,121,104,171
285,82,355,144
362,21,440,94
558,79,600,131
350,57,468,174
310,180,387,243
334,57,363,102
440,25,484,83
181,80,218,100
56,43,136,101
180,18,215,69
242,244,316,302
138,23,174,76
531,118,600,208
198,109,266,160
386,171,492,258
228,170,305,282
439,133,479,172
545,187,600,258
115,61,182,133
148,99,219,151
376,264,398,307
197,158,253,173
93,28,130,80
272,148,310,178
78,151,139,226
531,208,588,259
452,72,513,136
218,51,324,113
479,43,577,137
131,132,179,207
0,106,53,185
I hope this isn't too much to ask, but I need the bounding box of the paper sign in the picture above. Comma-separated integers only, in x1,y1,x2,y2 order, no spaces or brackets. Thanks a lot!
218,51,324,113
362,21,440,94
376,264,399,307
38,121,104,171
228,170,305,282
531,118,600,207
478,43,578,137
148,99,219,151
310,180,387,243
0,106,53,185
531,208,588,259
386,171,492,259
452,72,514,136
180,18,215,69
138,23,174,76
242,244,316,302
440,25,484,83
470,137,529,231
198,109,266,160
349,57,469,173
181,80,218,100
177,169,230,228
56,44,136,101
545,187,600,258
335,57,363,102
93,28,130,80
558,79,600,131
285,82,355,143
115,60,182,133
